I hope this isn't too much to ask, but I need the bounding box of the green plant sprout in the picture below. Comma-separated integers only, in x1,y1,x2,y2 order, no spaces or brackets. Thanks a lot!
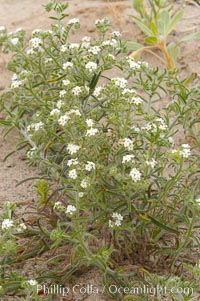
129,0,200,68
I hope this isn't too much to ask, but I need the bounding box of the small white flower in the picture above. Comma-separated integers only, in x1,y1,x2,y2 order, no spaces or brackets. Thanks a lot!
0,26,6,31
60,44,68,52
57,100,64,109
44,58,53,64
11,80,23,89
131,96,143,105
59,90,67,98
102,39,117,48
122,155,135,164
27,122,44,132
63,62,73,70
2,219,14,230
80,179,88,189
122,138,134,151
17,222,27,232
93,87,103,97
10,37,19,45
68,169,78,179
62,79,70,86
82,36,91,42
95,18,109,26
58,114,69,126
130,168,141,182
67,158,79,167
72,86,82,96
111,31,121,38
69,43,79,50
146,159,157,169
30,37,42,49
65,205,77,215
79,192,84,198
109,212,123,228
67,144,80,155
85,61,97,73
85,161,96,171
50,108,60,116
86,128,98,136
26,48,35,55
67,18,80,25
180,144,191,158
26,280,38,286
69,109,81,117
112,77,127,89
126,57,141,70
27,147,37,159
53,201,63,210
88,46,101,55
86,119,94,127
196,198,200,205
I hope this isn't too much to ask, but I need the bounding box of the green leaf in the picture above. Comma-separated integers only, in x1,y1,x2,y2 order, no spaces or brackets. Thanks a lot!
148,215,179,234
145,36,158,44
126,41,143,50
180,31,200,42
158,10,170,36
132,16,152,36
0,118,12,126
166,9,184,36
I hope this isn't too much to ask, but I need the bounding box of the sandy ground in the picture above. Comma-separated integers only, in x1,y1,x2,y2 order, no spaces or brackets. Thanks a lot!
0,0,200,300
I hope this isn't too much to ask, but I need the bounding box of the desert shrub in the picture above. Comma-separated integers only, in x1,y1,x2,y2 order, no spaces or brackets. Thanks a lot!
0,1,199,300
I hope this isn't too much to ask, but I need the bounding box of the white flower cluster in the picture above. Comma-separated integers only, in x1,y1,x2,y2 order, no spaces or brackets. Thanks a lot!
58,109,81,126
63,79,70,86
102,39,117,48
93,86,103,97
72,86,82,96
59,90,67,98
67,18,80,26
65,205,76,215
11,73,23,89
130,168,142,182
67,143,80,155
81,36,91,48
67,158,79,167
10,37,19,45
63,62,73,70
57,100,64,109
16,222,27,233
111,31,121,38
122,154,135,164
85,161,96,171
27,147,37,159
126,57,148,70
85,61,97,73
26,280,38,286
0,26,6,31
129,95,143,105
142,118,167,133
69,43,79,50
53,201,65,211
180,144,191,158
60,44,68,53
109,212,123,228
146,159,157,168
2,219,13,230
86,128,98,137
122,138,134,151
50,108,60,116
68,169,78,179
27,122,44,132
112,77,127,89
80,179,89,189
88,46,101,55
95,18,109,26
86,119,94,127
29,37,42,49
